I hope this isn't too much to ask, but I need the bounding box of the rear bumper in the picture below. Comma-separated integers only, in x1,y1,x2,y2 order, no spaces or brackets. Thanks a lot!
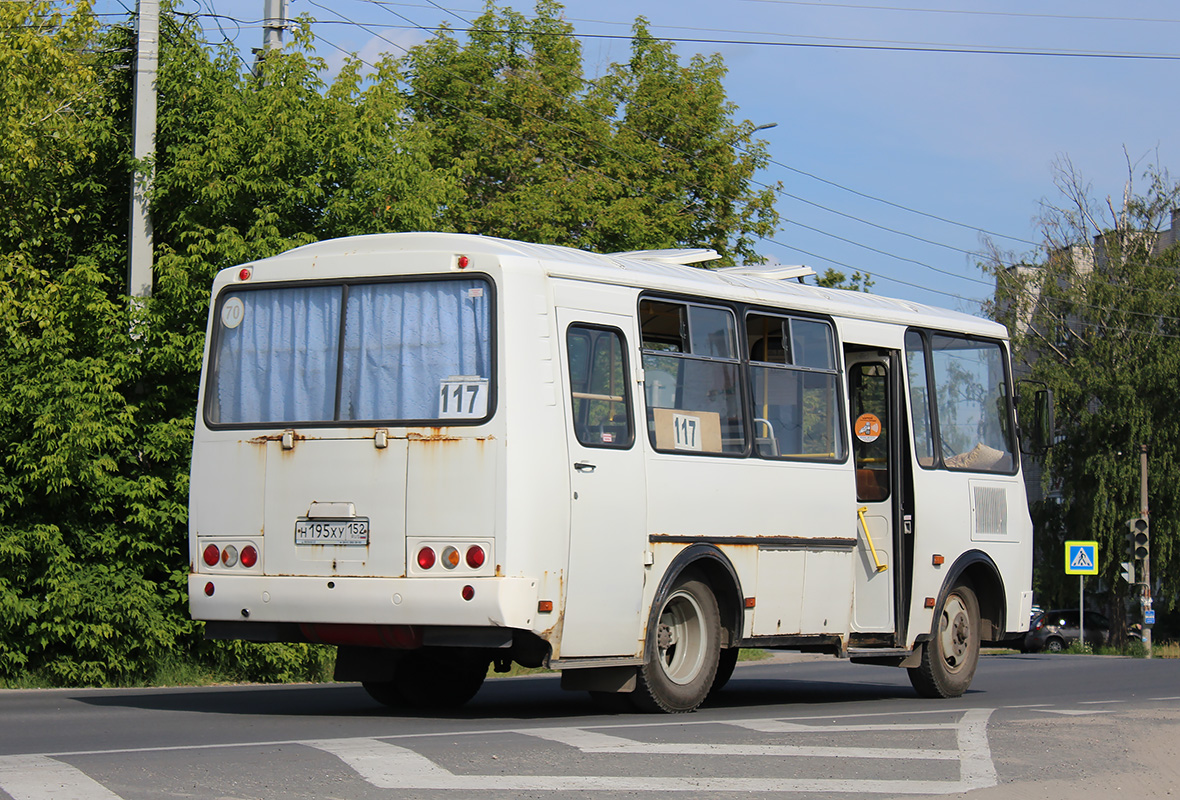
188,574,540,630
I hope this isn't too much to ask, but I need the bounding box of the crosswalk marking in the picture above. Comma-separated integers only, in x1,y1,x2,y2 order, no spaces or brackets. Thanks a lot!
0,755,123,800
0,709,998,797
302,708,998,794
523,725,962,761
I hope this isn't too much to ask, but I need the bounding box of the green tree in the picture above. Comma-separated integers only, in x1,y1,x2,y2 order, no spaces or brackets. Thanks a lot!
815,268,874,292
0,0,787,685
403,3,779,263
988,156,1180,618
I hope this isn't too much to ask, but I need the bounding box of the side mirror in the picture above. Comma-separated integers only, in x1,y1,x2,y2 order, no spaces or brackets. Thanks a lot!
1028,387,1054,454
1016,381,1054,455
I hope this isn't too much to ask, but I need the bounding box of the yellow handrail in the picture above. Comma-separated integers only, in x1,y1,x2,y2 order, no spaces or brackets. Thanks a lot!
857,506,888,573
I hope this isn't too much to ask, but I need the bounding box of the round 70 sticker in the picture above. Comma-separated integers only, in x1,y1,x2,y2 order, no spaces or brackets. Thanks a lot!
220,296,245,328
854,413,882,443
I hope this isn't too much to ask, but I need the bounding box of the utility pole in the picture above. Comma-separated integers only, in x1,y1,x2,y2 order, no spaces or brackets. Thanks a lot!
255,0,290,75
128,0,158,300
1140,444,1153,657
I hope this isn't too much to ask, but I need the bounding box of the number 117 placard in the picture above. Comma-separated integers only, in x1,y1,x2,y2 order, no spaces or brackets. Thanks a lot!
439,378,489,419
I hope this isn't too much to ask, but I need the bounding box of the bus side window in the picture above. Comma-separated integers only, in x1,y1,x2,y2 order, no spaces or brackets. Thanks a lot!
639,299,745,455
746,312,844,461
566,325,634,448
905,330,936,467
850,362,890,502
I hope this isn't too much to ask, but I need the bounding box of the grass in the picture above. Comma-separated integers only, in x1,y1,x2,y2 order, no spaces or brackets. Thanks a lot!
0,660,227,691
1150,641,1180,658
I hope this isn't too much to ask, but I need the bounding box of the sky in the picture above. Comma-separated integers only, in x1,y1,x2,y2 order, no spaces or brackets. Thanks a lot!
97,0,1180,314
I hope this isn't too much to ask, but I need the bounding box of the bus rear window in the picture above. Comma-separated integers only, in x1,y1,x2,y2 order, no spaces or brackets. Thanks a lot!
207,278,492,426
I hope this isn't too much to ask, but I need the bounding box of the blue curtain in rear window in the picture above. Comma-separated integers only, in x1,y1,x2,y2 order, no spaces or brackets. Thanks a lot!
339,280,491,421
213,285,342,424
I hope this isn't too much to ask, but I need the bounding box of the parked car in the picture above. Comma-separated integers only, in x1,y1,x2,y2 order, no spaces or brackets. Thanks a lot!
1022,609,1113,653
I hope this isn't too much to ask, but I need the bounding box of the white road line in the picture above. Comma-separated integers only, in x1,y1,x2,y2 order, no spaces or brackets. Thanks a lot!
1033,709,1115,716
0,755,123,800
305,736,988,794
734,720,961,733
305,709,999,794
956,709,999,789
524,725,960,760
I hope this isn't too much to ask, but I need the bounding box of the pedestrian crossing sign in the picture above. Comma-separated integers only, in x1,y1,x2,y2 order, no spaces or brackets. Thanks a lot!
1065,540,1098,575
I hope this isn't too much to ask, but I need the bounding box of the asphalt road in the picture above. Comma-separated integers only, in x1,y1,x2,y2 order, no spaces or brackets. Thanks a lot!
2,653,1178,799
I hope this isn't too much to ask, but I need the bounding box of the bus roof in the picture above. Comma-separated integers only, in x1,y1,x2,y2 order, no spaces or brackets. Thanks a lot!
262,232,1007,339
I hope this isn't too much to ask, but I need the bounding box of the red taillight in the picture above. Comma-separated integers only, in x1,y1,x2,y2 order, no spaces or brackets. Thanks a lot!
204,582,215,596
462,584,475,601
240,545,258,568
466,545,486,569
417,547,436,569
203,544,220,567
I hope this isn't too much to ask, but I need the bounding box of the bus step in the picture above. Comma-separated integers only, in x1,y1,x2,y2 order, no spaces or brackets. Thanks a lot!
845,647,913,658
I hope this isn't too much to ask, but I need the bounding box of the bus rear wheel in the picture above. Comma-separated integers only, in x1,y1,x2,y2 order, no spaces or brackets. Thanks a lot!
633,575,721,713
908,583,980,698
362,647,489,710
708,647,741,700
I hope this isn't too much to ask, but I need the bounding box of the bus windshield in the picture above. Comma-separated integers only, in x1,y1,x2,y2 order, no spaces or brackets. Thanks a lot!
206,277,492,426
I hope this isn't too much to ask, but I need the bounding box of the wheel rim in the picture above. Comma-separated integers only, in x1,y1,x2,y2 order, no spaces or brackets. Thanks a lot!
655,588,707,685
937,592,972,673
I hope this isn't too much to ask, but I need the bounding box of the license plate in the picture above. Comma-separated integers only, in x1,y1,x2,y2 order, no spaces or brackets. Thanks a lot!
295,518,370,546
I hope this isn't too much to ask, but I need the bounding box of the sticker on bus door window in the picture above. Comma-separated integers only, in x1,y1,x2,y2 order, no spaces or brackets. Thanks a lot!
855,413,882,443
439,377,488,419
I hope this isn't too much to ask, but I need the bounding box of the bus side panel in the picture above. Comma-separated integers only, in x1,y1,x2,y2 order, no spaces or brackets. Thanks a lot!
904,470,1032,645
645,458,854,638
499,265,574,643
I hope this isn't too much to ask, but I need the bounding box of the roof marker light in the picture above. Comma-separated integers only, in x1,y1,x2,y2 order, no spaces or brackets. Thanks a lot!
239,268,252,281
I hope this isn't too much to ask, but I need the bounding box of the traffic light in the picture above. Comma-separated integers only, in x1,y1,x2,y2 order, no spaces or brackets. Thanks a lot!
1127,517,1149,560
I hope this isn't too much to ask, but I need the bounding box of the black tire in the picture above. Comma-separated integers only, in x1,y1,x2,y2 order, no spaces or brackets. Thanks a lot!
633,575,721,713
708,647,741,699
363,648,488,710
908,583,980,699
1045,637,1065,653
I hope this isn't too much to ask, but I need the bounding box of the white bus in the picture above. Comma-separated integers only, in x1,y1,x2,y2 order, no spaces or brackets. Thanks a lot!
189,232,1048,713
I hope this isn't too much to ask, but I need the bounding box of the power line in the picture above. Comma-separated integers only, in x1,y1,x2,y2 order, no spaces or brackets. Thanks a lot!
734,0,1180,26
104,5,1180,319
340,0,1012,291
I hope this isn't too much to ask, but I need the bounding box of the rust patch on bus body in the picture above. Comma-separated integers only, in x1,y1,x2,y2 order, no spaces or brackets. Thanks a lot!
407,428,461,442
407,429,496,444
536,570,564,640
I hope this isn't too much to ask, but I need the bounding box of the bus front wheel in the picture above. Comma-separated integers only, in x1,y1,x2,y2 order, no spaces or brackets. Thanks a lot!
908,583,980,698
633,574,721,713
